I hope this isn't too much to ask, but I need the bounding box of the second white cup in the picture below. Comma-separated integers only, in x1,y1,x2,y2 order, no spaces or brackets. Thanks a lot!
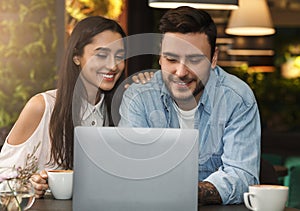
244,184,289,211
47,170,73,200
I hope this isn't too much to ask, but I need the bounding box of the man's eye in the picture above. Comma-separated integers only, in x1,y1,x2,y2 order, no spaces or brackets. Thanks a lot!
165,56,178,63
188,56,205,64
189,59,201,64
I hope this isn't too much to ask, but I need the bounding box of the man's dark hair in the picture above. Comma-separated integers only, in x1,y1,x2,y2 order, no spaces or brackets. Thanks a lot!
159,6,217,59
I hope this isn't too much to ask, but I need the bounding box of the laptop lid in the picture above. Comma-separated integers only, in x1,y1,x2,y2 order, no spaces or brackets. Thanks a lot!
73,127,199,211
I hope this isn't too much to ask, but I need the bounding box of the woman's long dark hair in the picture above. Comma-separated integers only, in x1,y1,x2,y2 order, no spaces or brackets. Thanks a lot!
49,16,126,169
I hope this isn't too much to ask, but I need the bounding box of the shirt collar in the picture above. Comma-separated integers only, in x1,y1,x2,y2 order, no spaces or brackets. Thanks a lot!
199,66,220,115
81,93,105,121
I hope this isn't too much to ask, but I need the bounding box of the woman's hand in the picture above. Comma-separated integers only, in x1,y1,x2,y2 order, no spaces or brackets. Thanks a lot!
131,72,154,84
30,170,49,198
124,71,154,89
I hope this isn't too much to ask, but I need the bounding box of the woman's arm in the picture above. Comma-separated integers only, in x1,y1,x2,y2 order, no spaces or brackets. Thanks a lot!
7,94,45,145
2,94,48,198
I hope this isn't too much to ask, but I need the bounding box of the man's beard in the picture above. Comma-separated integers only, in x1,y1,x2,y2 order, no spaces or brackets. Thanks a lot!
164,74,204,102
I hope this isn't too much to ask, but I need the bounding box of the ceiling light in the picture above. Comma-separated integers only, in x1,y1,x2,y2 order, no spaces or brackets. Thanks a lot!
225,0,275,36
248,66,275,73
148,0,239,10
227,49,274,56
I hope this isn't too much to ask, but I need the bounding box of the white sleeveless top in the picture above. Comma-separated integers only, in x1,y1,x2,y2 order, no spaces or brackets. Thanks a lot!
0,90,57,172
0,89,108,174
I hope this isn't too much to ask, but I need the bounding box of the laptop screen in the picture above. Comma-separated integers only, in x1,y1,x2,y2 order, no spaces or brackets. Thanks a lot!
73,127,199,211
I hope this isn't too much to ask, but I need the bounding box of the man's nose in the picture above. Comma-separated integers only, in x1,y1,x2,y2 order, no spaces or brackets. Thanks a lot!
175,62,189,78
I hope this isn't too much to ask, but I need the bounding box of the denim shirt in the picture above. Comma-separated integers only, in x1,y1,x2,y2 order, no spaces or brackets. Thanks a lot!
119,66,261,204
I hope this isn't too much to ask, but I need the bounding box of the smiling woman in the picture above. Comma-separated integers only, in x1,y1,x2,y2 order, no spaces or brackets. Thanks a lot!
0,15,127,199
76,31,125,94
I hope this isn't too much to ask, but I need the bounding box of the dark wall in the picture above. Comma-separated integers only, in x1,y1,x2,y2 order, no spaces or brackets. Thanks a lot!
126,0,165,76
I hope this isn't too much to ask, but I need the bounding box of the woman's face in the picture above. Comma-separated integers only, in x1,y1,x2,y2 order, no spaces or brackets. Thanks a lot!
76,30,125,93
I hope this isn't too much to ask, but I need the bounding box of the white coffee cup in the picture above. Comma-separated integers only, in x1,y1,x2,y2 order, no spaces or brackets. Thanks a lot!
47,170,73,200
244,184,289,211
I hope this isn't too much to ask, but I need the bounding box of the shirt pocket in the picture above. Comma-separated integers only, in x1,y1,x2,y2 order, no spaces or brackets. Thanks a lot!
148,110,168,128
200,122,224,157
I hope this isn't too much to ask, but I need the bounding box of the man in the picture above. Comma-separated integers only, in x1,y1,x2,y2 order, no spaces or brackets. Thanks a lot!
119,6,260,205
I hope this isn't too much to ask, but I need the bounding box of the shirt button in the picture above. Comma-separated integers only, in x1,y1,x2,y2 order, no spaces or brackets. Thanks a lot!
91,121,96,126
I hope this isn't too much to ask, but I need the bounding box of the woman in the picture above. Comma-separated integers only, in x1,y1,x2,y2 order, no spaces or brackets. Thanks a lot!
0,16,128,198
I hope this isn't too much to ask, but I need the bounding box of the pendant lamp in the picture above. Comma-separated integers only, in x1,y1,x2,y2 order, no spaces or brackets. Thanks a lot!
148,0,239,10
225,0,275,36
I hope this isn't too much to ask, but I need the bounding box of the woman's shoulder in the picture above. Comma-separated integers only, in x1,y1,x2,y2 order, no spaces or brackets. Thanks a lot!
6,91,49,145
27,92,47,114
29,89,58,118
44,89,57,97
41,89,57,106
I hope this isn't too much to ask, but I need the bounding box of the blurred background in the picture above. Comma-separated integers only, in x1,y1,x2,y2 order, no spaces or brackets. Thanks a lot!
0,1,300,207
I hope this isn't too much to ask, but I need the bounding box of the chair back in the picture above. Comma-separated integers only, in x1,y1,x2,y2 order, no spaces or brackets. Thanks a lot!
260,158,279,185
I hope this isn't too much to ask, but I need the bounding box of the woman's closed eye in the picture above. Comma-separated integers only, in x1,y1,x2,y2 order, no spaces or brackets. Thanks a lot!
96,52,108,59
115,54,125,62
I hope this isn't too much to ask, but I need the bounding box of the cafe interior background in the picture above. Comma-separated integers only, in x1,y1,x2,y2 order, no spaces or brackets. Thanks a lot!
0,0,299,208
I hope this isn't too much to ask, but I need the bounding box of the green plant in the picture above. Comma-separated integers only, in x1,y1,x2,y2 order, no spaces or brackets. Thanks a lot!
226,67,300,132
0,0,57,128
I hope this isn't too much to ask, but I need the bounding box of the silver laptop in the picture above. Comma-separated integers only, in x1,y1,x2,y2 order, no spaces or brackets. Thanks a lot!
73,127,199,211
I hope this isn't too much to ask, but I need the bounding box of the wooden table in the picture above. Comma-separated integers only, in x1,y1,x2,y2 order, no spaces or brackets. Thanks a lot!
30,197,300,211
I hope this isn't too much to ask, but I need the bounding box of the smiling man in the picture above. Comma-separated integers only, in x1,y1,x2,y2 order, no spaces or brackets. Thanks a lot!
119,6,261,205
160,32,213,111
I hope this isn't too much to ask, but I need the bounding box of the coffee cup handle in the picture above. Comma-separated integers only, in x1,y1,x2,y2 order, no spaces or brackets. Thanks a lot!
244,192,257,211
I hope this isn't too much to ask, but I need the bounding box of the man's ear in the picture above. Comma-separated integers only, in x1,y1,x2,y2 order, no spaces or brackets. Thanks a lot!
73,56,80,65
159,56,162,66
211,47,219,69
